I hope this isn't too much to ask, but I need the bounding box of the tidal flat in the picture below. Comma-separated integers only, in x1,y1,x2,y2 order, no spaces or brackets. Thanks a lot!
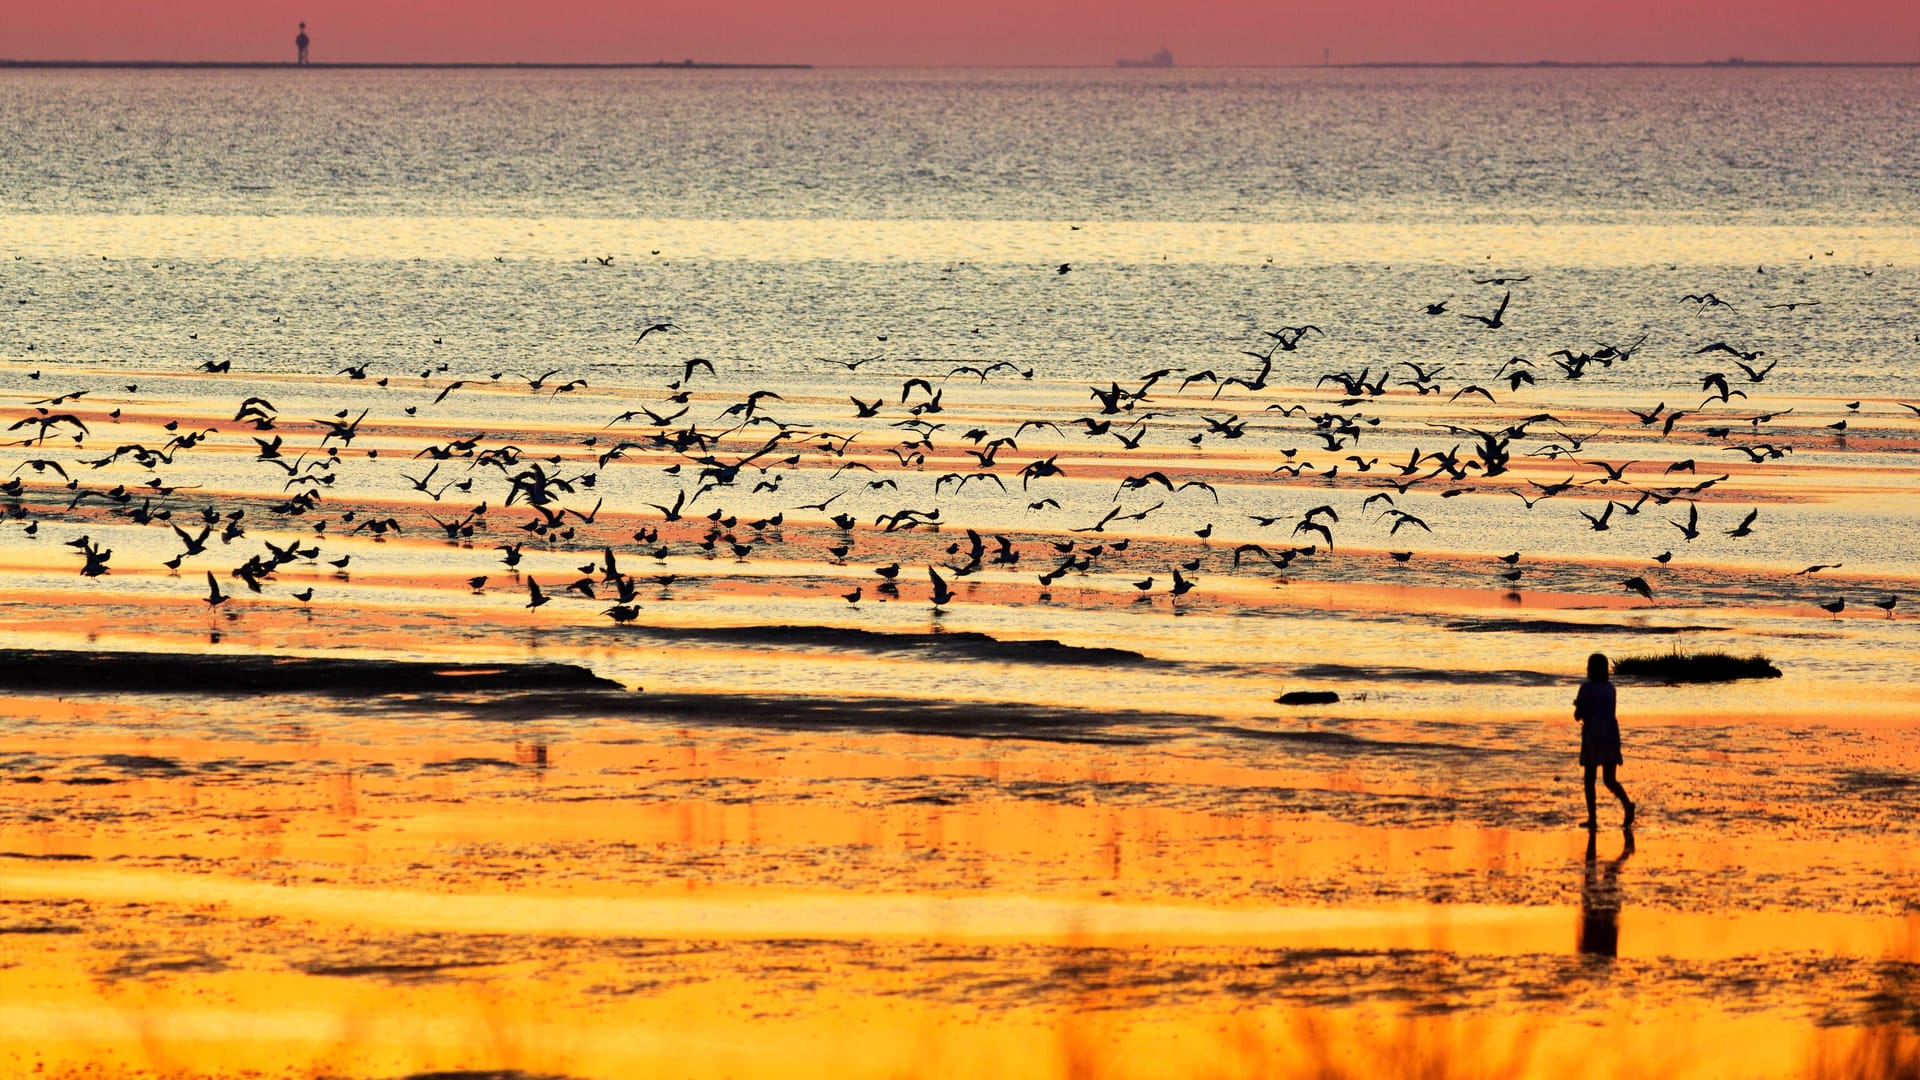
4,65,1919,1077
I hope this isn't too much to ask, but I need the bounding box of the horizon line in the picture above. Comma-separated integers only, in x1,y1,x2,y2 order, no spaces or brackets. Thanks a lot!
0,59,812,71
2,58,1918,71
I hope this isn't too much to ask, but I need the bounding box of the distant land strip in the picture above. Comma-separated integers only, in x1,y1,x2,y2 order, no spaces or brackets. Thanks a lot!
1332,59,1920,68
2,59,1915,70
0,60,811,70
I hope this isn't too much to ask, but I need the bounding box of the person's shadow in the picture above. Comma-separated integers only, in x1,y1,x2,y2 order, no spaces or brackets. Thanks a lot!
1578,827,1635,958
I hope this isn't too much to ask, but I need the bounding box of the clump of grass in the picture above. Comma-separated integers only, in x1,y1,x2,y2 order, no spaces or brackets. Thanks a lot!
1613,648,1782,683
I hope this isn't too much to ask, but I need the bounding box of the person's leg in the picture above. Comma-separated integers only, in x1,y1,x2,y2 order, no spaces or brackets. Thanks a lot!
1583,764,1598,827
1602,764,1633,825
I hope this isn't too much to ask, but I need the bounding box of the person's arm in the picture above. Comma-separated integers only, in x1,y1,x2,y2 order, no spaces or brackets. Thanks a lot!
1573,683,1589,720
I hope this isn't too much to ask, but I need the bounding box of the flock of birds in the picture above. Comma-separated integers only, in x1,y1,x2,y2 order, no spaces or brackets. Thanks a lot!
4,266,1914,632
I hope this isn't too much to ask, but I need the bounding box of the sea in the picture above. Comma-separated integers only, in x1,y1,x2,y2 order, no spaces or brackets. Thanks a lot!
2,65,1916,695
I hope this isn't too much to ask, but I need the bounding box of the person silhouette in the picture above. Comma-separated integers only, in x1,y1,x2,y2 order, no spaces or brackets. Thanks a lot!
296,22,310,65
1574,652,1635,830
1577,827,1634,958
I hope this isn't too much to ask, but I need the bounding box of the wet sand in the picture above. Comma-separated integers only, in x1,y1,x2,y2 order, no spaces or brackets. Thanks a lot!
2,645,1916,1077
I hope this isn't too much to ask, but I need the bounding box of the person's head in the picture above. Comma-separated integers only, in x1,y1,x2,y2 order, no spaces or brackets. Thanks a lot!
1587,653,1610,682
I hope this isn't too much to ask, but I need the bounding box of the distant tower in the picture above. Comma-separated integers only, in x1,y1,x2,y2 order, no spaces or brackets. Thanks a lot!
296,22,310,65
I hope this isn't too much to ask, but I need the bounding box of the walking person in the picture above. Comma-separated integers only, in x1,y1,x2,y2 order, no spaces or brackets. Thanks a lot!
1574,652,1635,830
296,22,310,65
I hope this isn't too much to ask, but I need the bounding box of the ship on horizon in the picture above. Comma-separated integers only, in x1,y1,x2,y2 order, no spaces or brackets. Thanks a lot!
1117,47,1173,68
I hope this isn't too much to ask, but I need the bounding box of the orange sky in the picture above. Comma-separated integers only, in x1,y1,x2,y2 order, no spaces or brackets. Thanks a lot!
5,0,1919,65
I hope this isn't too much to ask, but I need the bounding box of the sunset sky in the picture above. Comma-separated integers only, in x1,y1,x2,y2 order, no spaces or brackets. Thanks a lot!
7,0,1920,65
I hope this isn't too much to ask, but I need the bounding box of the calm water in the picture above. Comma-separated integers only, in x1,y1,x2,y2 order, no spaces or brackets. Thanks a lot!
4,67,1919,222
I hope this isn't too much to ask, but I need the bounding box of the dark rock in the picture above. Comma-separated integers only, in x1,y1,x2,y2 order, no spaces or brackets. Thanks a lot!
1276,690,1340,705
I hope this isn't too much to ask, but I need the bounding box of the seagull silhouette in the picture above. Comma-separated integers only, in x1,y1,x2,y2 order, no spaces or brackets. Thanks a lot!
1460,290,1511,329
1671,504,1701,541
928,567,955,607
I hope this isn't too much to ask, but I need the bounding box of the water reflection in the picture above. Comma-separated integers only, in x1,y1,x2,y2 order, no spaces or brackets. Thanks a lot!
1578,828,1634,959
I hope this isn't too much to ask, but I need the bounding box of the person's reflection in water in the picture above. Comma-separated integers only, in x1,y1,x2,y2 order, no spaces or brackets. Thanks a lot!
1578,828,1634,958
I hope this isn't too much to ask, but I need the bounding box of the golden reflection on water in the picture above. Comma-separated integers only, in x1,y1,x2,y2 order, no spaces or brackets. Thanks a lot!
9,214,1920,266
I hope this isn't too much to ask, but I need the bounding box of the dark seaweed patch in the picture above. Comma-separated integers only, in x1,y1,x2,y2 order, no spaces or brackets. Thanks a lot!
1291,663,1566,687
0,649,621,696
419,757,520,772
301,959,500,980
102,951,229,979
1836,771,1919,794
600,692,1192,744
414,689,1207,744
1218,725,1504,756
98,754,186,775
599,623,1163,667
1446,619,1727,635
394,1071,583,1080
